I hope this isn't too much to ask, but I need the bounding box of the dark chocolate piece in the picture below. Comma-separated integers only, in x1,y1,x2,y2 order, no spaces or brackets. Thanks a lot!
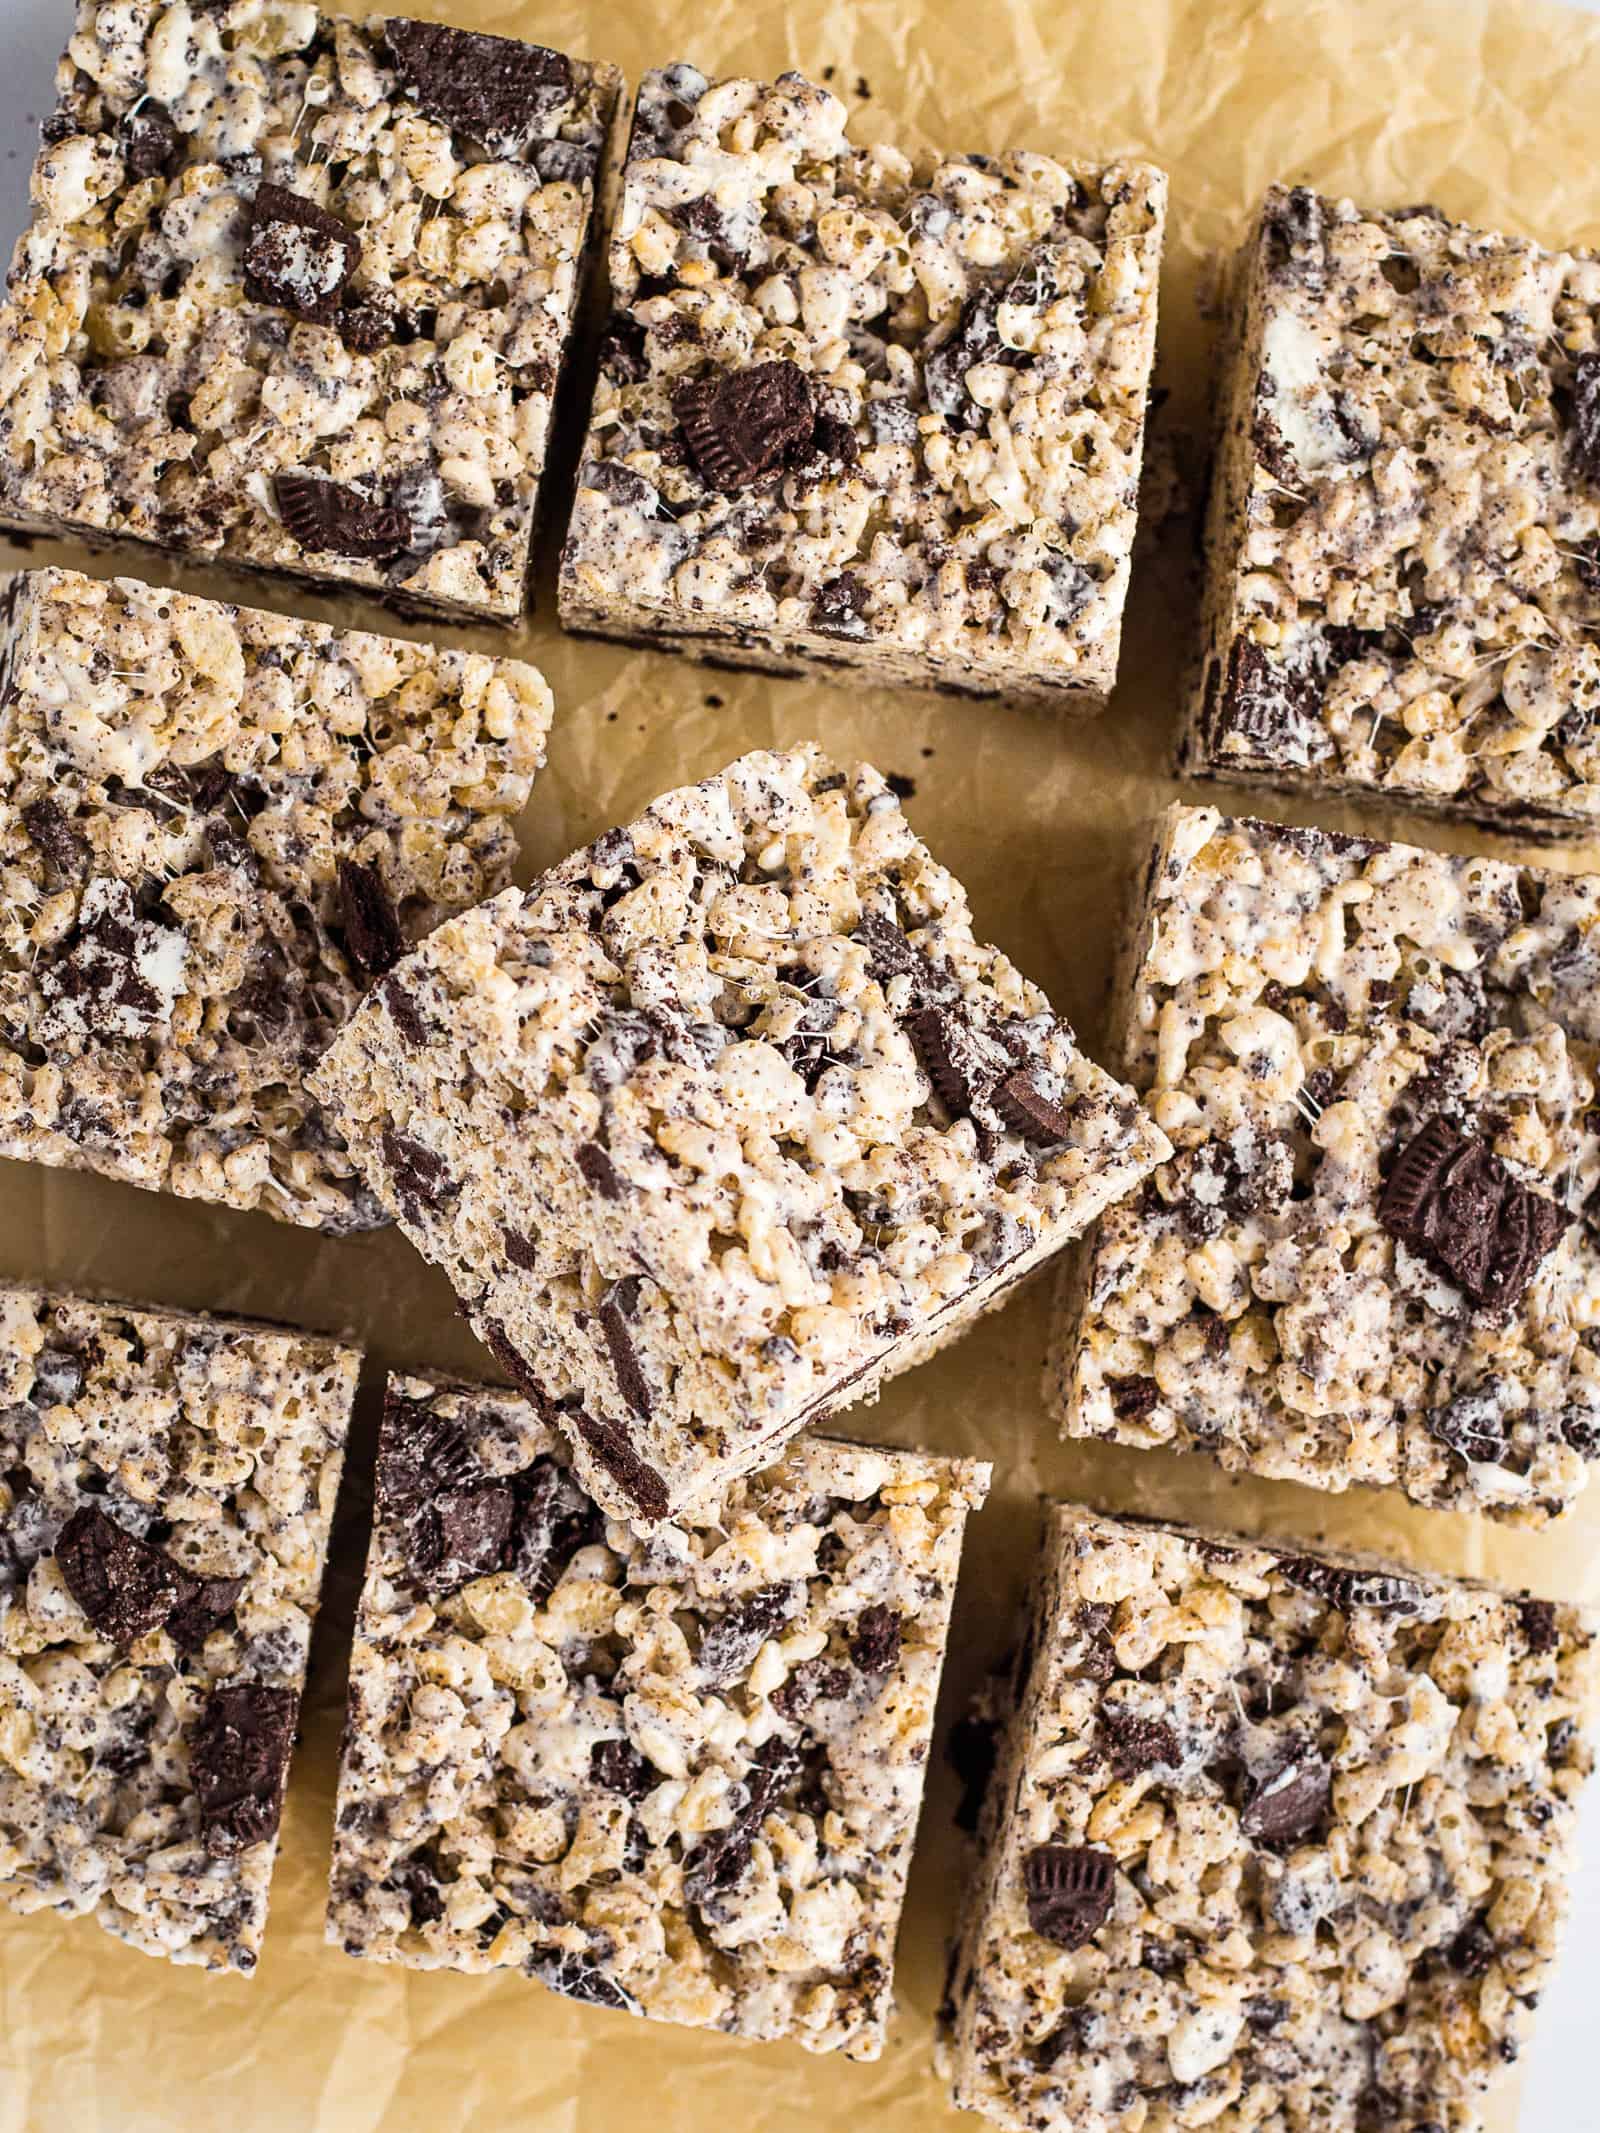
994,1070,1079,1144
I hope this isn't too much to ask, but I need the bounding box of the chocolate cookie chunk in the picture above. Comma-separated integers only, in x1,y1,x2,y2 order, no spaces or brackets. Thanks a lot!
337,858,405,979
1380,1116,1569,1312
55,1503,185,1649
383,21,575,156
1023,1844,1115,1949
673,362,817,490
244,184,362,324
274,473,412,561
191,1682,299,1855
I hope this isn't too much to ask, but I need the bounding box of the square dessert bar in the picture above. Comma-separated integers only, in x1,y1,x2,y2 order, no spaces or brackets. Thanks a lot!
559,67,1166,706
939,1505,1597,2133
1185,185,1600,834
0,1285,360,1973
1051,803,1600,1524
328,1372,990,2054
0,5,622,623
0,565,552,1230
309,746,1167,1527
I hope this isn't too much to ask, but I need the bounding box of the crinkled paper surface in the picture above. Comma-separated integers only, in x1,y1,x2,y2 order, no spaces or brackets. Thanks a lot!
4,0,1600,2127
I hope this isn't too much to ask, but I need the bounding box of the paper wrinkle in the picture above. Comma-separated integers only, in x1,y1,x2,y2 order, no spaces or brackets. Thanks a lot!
6,0,1600,2126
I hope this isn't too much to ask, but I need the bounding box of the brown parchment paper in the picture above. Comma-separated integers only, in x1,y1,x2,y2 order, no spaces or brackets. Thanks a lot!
7,0,1600,2125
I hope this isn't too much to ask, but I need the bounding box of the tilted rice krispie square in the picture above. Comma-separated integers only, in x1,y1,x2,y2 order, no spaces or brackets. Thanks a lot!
327,1371,989,2055
558,66,1166,707
0,566,552,1231
0,3,622,623
0,1285,360,1973
1050,803,1600,1523
309,746,1168,1527
1184,185,1600,835
938,1504,1598,2133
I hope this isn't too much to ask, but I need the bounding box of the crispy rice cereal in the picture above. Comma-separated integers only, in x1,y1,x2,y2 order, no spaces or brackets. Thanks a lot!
559,66,1165,706
309,745,1166,1527
327,1372,989,2055
939,1504,1598,2133
0,1285,359,1973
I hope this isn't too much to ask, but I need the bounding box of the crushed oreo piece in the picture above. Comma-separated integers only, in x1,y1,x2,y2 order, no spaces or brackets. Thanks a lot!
1380,1116,1569,1312
1023,1843,1115,1949
576,1141,624,1200
274,472,412,560
338,293,395,352
165,1571,246,1653
531,1951,642,2015
21,796,86,877
993,1070,1078,1144
382,976,427,1046
770,1658,852,1719
1100,1708,1178,1778
810,571,870,640
1239,1748,1330,1844
1276,1555,1427,1617
508,1456,602,1600
1425,1383,1509,1467
697,1584,801,1684
1448,1913,1497,1978
382,1128,457,1216
1107,1374,1159,1422
599,1276,651,1416
383,21,575,156
120,103,182,182
378,1389,489,1511
244,183,361,324
683,1737,802,1906
1517,1598,1561,1655
1569,353,1600,488
191,1683,299,1855
1220,639,1334,766
39,876,186,1041
502,1229,541,1272
849,1603,904,1676
55,1504,184,1648
673,362,817,490
906,1005,1004,1120
590,1738,654,1800
337,857,405,979
598,310,649,384
923,288,1007,431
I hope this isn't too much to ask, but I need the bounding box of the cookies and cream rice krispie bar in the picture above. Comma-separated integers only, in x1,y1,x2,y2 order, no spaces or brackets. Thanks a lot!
0,565,552,1230
308,745,1168,1528
938,1504,1597,2133
1185,185,1600,835
327,1371,989,2054
0,3,622,622
1051,802,1600,1524
558,66,1166,707
0,1284,360,1973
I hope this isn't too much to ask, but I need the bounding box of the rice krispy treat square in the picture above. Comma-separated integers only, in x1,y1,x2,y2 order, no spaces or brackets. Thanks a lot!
559,65,1166,707
327,1371,989,2055
938,1504,1598,2133
0,565,552,1231
0,1284,360,1973
1185,185,1600,835
309,745,1167,1528
0,3,622,623
1050,802,1600,1524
